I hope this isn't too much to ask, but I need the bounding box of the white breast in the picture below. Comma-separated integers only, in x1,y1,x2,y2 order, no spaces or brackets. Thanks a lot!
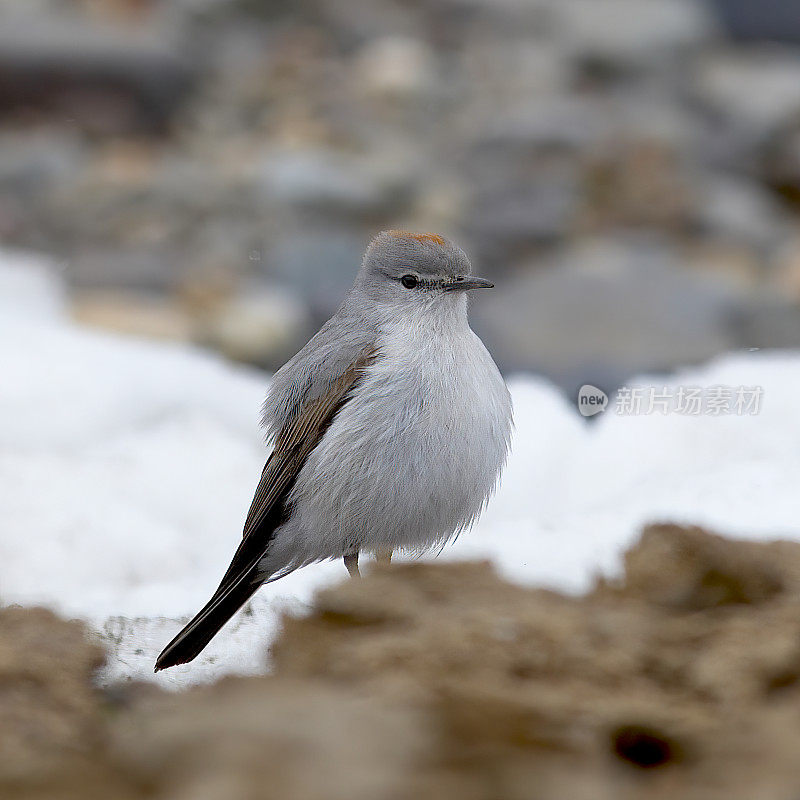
269,300,513,569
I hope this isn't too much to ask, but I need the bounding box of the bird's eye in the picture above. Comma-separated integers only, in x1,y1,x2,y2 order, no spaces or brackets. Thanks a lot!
401,274,418,289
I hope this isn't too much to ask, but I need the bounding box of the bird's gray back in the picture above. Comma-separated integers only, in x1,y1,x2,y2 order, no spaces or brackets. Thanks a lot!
262,298,378,442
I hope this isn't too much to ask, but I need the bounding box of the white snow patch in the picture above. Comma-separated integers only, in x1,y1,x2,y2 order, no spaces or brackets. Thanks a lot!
1,250,798,689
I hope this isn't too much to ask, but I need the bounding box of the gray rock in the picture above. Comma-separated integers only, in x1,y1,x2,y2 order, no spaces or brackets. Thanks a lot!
554,0,717,72
66,247,187,293
0,132,86,242
692,174,788,252
352,36,438,102
731,293,800,350
456,41,569,111
471,237,751,392
71,290,195,343
708,0,800,44
470,97,611,155
255,148,413,218
764,124,800,195
692,49,800,144
466,166,580,264
603,95,699,150
0,132,85,193
771,235,800,301
199,284,312,370
265,229,366,321
0,12,195,134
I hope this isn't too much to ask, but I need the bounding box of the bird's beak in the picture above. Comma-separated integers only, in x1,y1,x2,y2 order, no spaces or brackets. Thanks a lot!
443,276,494,291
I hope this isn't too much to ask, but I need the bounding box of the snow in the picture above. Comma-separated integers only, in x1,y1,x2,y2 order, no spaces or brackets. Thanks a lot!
1,249,798,689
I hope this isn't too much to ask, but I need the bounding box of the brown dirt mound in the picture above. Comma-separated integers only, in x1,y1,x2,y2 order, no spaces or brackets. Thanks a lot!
6,523,800,799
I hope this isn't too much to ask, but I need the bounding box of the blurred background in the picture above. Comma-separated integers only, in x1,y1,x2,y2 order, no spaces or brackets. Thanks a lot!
6,5,800,797
4,0,800,393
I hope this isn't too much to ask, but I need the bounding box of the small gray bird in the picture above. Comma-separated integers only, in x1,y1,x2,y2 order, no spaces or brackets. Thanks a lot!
155,231,512,670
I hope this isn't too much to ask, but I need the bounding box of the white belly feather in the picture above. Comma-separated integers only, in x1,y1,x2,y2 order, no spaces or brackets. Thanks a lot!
263,305,512,571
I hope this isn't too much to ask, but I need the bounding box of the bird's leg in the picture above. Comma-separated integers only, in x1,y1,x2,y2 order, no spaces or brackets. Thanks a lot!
375,548,392,566
344,552,361,578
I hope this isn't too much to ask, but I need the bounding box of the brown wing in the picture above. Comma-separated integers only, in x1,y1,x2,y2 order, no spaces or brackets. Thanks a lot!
154,347,376,671
213,348,377,594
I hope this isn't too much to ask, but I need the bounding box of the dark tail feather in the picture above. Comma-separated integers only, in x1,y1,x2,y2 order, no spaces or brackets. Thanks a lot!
154,572,261,672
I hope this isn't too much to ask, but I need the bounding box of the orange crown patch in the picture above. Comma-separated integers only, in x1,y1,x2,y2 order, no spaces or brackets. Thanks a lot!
387,230,447,247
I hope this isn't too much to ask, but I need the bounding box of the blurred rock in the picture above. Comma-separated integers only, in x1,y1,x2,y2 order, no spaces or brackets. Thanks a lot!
353,36,438,103
684,240,762,287
116,679,434,800
581,139,693,231
471,238,747,390
255,148,414,218
9,525,800,798
0,132,87,243
470,97,611,155
67,247,187,292
621,524,785,610
0,606,105,783
274,524,800,798
764,124,800,201
266,228,365,320
1,0,799,370
771,234,800,301
466,166,580,263
555,0,717,74
71,289,195,342
0,131,85,197
458,41,569,107
693,49,800,144
692,174,788,251
0,13,195,134
708,0,800,44
199,285,311,369
610,95,700,149
733,292,800,350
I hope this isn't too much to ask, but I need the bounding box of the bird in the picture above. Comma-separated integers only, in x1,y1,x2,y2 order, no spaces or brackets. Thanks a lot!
155,230,513,671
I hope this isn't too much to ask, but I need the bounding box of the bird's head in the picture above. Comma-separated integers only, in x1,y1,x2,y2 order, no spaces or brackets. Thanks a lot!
353,230,493,312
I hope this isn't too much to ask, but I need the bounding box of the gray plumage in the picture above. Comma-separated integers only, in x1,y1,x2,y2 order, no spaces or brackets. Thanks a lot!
155,231,512,671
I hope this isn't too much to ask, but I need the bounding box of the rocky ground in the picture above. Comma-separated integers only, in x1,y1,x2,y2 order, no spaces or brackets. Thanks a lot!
6,523,800,799
2,0,800,391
